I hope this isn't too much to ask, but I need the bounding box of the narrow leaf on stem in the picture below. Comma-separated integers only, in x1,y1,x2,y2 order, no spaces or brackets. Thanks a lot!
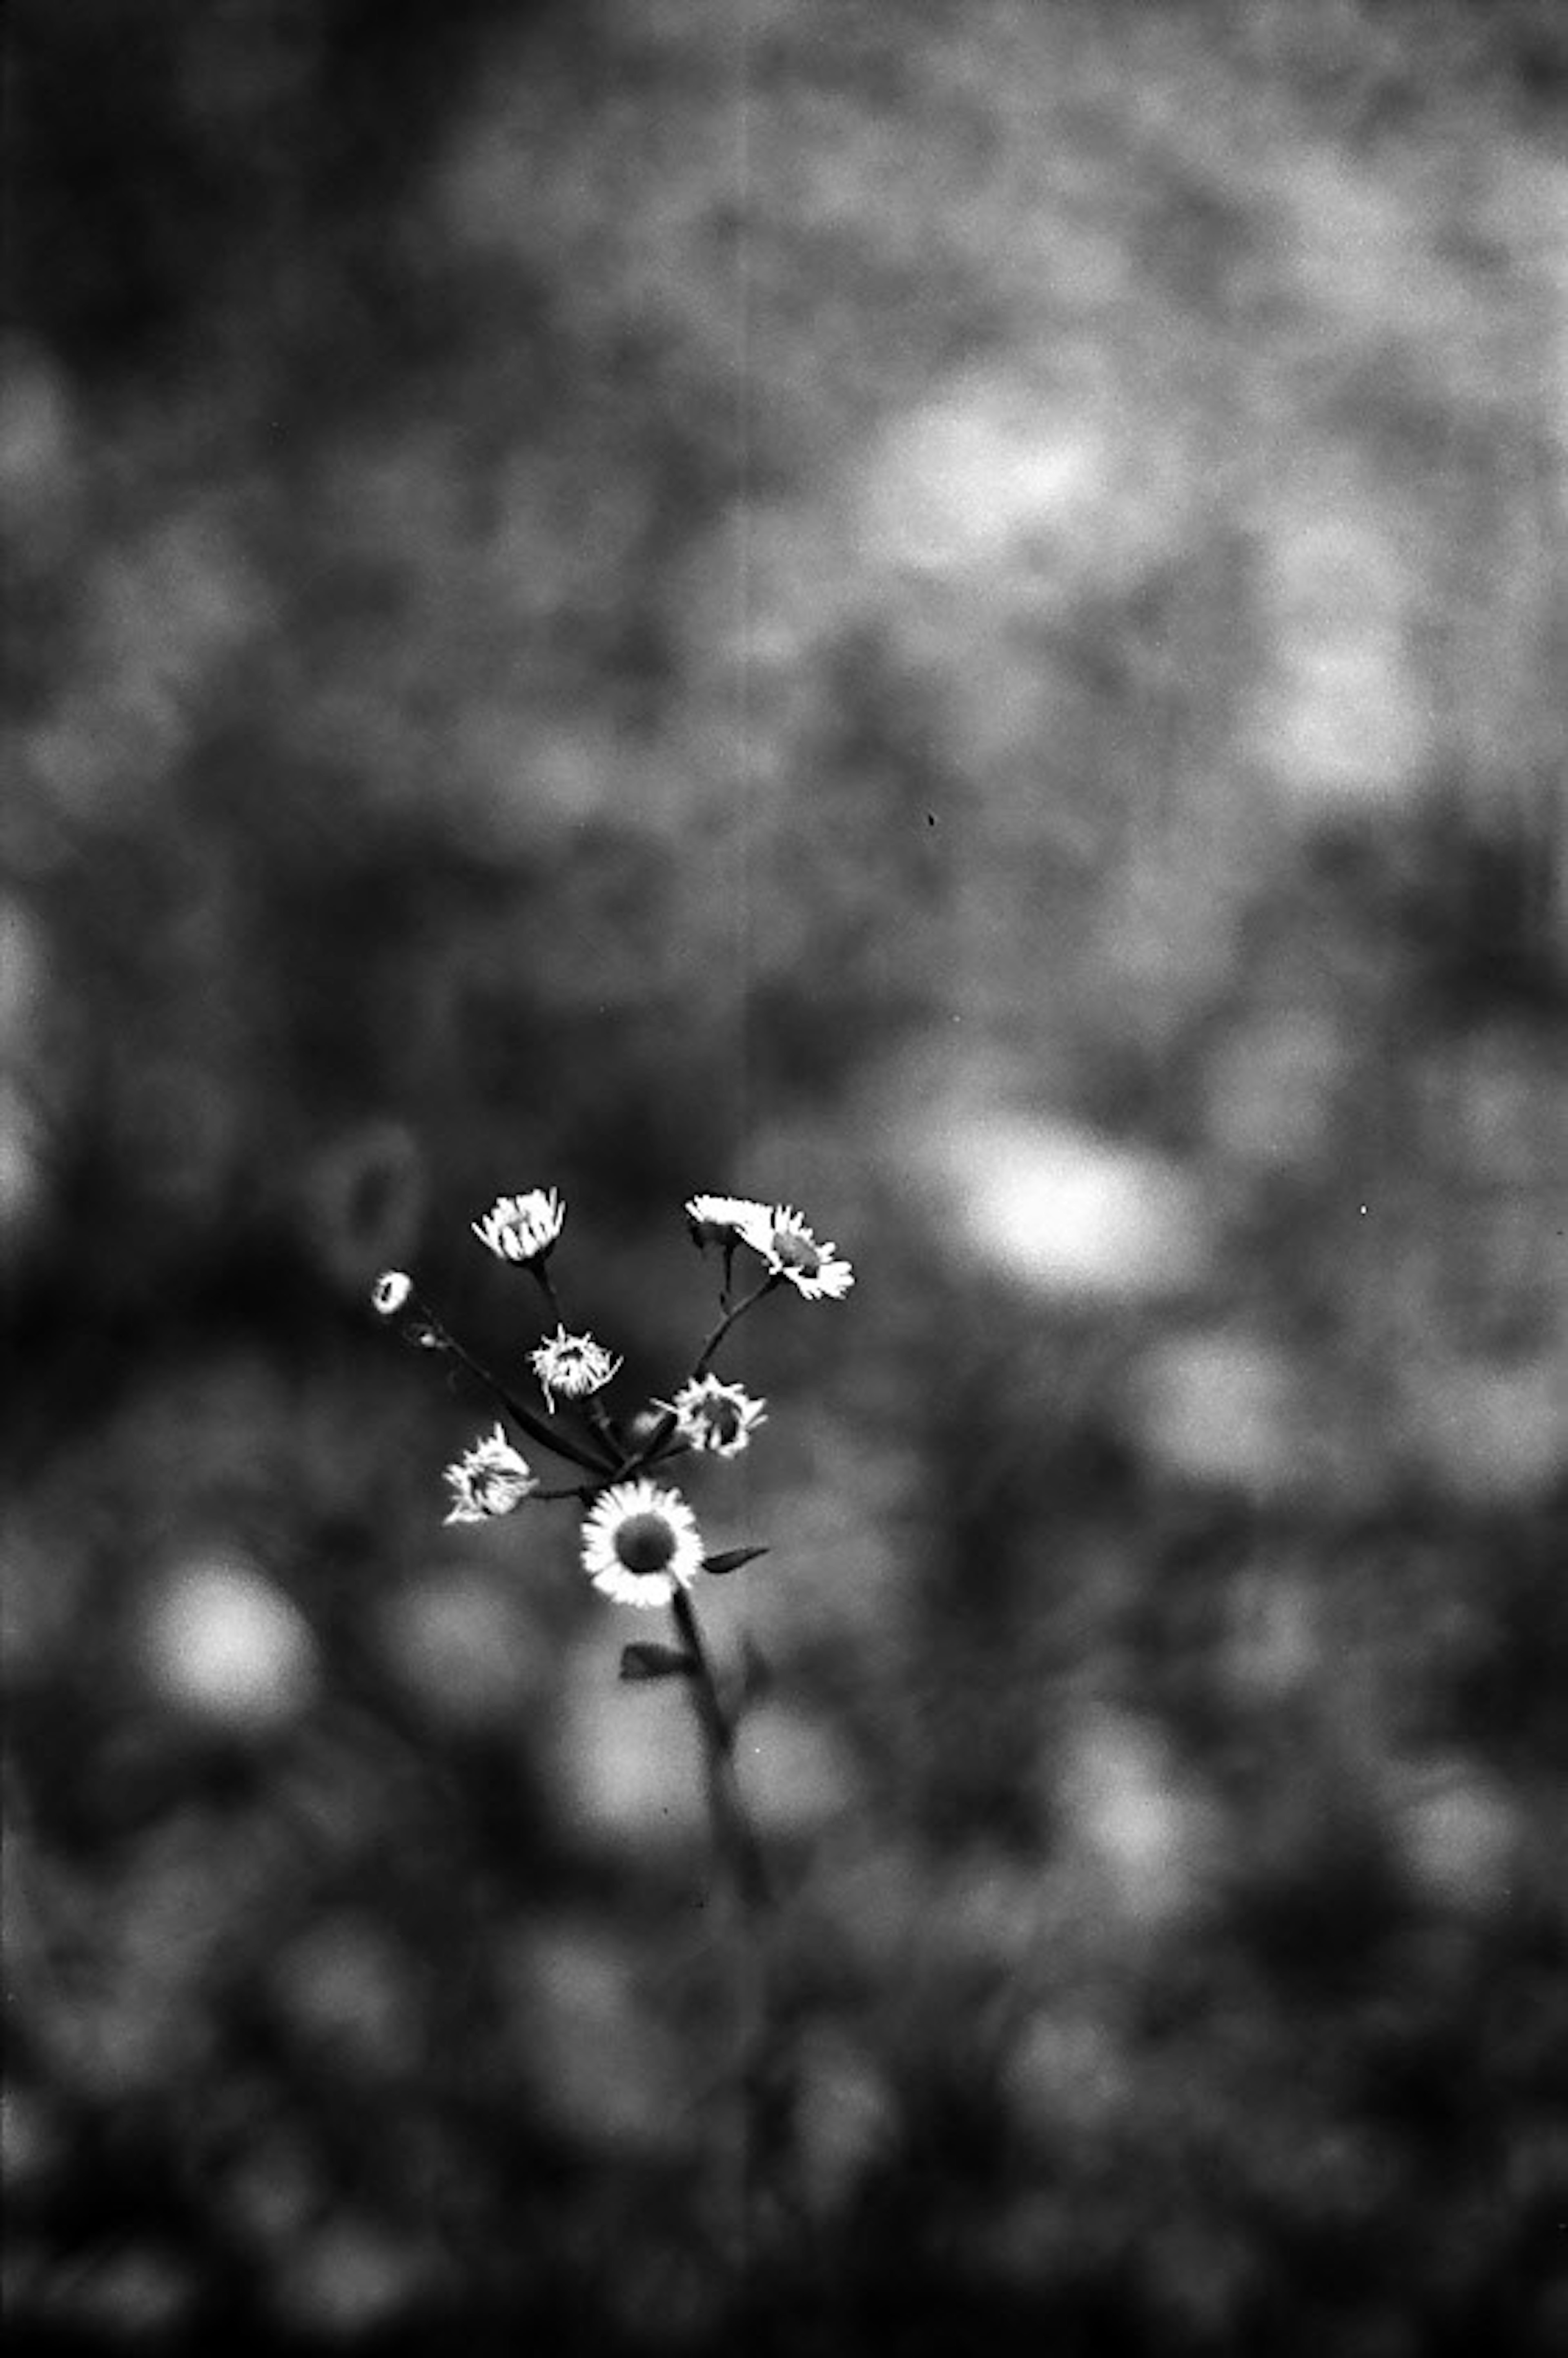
702,1545,770,1577
619,1642,698,1682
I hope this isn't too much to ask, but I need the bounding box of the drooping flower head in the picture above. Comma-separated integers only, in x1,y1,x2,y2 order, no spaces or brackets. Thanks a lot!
684,1193,773,1250
472,1189,565,1266
530,1324,622,1414
581,1479,704,1608
662,1373,767,1458
371,1269,412,1317
443,1425,538,1524
736,1204,854,1300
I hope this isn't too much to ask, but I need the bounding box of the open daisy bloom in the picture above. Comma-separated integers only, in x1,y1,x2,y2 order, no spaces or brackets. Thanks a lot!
662,1373,767,1458
736,1204,854,1300
472,1188,566,1265
684,1193,772,1250
581,1479,704,1607
443,1425,538,1523
530,1324,621,1414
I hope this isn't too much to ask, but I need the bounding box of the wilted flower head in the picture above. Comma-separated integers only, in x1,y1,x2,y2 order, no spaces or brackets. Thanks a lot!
443,1425,538,1524
736,1204,854,1299
371,1269,412,1317
530,1324,621,1414
472,1189,565,1266
684,1193,772,1249
662,1374,767,1458
581,1479,704,1608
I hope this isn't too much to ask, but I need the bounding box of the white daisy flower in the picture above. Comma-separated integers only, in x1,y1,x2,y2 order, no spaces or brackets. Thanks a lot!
443,1425,538,1524
684,1193,773,1248
371,1269,412,1317
472,1189,565,1265
581,1479,705,1608
530,1324,622,1413
735,1203,855,1300
661,1374,767,1458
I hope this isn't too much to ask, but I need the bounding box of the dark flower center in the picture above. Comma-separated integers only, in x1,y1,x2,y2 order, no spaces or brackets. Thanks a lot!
615,1511,676,1573
773,1232,821,1273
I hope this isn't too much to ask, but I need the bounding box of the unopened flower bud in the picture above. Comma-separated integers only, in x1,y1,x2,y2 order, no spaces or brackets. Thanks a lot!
372,1269,413,1317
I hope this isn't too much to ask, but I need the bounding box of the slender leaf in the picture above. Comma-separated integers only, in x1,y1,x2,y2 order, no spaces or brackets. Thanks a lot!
702,1545,770,1577
619,1642,697,1682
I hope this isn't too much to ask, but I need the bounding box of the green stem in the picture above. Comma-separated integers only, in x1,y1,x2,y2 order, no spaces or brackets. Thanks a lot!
606,1277,780,1483
531,1262,569,1330
670,1584,775,2289
414,1295,612,1475
693,1275,778,1379
586,1397,621,1453
531,1266,627,1462
670,1589,769,1909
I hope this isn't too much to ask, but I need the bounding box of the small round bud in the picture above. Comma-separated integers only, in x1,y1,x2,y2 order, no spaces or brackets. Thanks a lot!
372,1270,413,1317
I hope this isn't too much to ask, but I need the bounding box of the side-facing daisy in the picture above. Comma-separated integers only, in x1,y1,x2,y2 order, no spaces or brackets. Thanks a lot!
735,1203,854,1300
530,1324,622,1414
661,1373,767,1458
472,1189,565,1266
443,1425,538,1524
684,1193,773,1250
581,1479,704,1608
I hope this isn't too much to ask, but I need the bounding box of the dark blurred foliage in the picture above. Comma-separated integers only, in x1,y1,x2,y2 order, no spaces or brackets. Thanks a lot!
4,2,1568,2352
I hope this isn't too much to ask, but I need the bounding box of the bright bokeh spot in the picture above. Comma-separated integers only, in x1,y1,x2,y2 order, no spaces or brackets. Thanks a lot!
1396,1761,1518,1914
741,1704,857,1838
866,382,1108,576
378,1563,543,1729
1254,490,1432,811
1058,1707,1218,1927
1137,1328,1304,1494
913,1107,1212,1301
552,1632,708,1850
503,1914,690,2156
143,1553,318,1730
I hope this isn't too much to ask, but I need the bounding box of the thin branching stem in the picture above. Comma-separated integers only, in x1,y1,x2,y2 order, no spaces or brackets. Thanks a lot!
693,1275,779,1378
606,1274,780,1482
411,1293,613,1475
530,1261,569,1331
530,1263,625,1458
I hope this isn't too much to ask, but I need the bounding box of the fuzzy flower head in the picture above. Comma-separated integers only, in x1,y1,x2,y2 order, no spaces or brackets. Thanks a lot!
662,1374,767,1458
581,1479,704,1608
530,1324,621,1414
684,1193,772,1250
443,1425,538,1524
472,1189,565,1266
737,1204,854,1300
371,1269,412,1317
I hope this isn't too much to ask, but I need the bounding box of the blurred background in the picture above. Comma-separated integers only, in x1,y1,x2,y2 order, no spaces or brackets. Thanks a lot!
4,1,1567,2349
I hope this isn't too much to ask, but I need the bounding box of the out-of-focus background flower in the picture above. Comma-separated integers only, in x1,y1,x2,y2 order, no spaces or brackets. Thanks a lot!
4,1,1566,2349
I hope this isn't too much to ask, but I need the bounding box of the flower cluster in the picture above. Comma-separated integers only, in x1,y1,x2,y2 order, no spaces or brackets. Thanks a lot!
374,1187,851,1615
